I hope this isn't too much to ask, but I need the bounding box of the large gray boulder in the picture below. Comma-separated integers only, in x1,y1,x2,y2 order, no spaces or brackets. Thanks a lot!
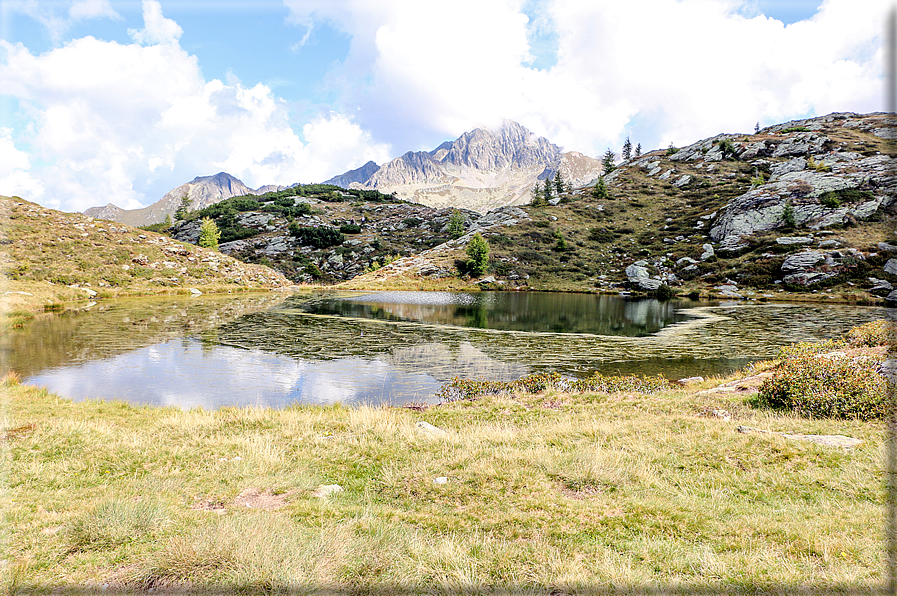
781,250,825,273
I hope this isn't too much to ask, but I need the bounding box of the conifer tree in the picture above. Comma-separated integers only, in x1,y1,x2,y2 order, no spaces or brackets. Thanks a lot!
622,136,632,161
465,233,489,276
198,217,220,250
601,149,616,175
635,143,641,157
530,185,545,206
591,177,608,199
543,177,553,201
754,122,760,134
447,210,465,239
175,195,191,221
554,171,564,196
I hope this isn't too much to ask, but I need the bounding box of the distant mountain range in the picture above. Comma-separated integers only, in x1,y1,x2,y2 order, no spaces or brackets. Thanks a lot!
84,172,284,227
324,120,603,212
84,120,603,225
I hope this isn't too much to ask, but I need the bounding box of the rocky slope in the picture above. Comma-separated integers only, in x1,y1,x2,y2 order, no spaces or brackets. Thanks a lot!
84,173,285,227
344,112,894,303
328,120,604,213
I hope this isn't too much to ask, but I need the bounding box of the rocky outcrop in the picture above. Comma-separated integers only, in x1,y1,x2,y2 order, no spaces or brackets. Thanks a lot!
322,161,381,188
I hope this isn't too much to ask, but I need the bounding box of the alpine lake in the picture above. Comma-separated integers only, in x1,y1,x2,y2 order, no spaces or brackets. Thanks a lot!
5,290,893,409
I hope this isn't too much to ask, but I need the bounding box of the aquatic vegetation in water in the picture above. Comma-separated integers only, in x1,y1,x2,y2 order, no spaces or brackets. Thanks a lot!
436,371,671,402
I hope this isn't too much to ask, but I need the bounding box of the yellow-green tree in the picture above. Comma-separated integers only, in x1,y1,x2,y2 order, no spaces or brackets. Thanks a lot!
198,217,221,250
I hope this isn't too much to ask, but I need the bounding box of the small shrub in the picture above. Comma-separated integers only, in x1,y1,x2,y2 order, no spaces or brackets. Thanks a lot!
757,353,886,420
288,224,344,248
465,233,490,276
782,202,796,228
781,126,809,133
402,217,422,228
339,223,362,234
819,194,841,208
844,320,894,347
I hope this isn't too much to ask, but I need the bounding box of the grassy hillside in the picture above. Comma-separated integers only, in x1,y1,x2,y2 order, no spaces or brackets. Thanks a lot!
0,196,290,326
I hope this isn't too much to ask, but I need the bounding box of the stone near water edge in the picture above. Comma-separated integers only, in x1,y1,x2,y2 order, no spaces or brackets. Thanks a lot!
869,278,893,292
190,288,202,295
676,376,704,385
886,290,897,303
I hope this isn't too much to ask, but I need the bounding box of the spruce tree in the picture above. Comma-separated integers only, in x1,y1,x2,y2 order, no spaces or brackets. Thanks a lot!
635,143,641,157
622,136,632,161
601,149,616,175
554,171,564,196
754,122,760,134
530,185,544,206
543,177,553,201
447,210,465,239
175,195,191,221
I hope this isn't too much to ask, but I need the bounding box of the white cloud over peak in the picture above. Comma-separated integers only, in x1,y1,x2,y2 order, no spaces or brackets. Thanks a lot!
287,0,884,154
69,0,119,21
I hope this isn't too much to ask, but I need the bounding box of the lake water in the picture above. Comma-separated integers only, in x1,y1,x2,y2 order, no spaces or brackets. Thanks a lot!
7,290,893,409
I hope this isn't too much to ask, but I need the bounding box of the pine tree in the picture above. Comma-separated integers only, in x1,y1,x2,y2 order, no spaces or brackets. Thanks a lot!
465,233,489,276
554,171,564,196
635,143,642,157
543,177,553,200
601,149,616,175
622,136,632,161
163,214,172,228
198,217,220,250
754,122,760,134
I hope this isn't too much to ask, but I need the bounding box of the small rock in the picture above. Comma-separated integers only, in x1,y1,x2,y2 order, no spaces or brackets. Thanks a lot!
676,376,704,385
416,421,446,436
312,484,343,498
878,242,897,253
775,236,813,245
700,243,715,261
190,288,202,295
433,477,449,485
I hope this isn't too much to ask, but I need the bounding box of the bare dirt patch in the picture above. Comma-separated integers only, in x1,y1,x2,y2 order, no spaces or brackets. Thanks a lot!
233,487,293,510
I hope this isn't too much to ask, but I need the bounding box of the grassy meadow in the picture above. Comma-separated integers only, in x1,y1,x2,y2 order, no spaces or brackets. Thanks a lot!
2,351,888,594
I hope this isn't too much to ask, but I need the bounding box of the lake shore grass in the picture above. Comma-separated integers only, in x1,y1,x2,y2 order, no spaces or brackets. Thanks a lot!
3,367,885,594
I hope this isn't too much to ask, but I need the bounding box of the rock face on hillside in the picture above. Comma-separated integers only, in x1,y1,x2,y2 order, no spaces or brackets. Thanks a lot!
328,120,604,213
322,161,382,188
85,173,283,227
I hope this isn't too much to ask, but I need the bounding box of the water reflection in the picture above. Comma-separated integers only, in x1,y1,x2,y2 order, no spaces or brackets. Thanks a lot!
9,290,894,409
298,291,694,336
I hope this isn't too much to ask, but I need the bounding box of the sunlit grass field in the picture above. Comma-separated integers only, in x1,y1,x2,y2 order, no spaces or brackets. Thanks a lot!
2,361,886,594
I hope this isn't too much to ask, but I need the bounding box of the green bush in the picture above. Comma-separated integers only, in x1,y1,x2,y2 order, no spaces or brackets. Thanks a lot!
288,224,344,248
757,352,886,420
465,233,490,276
781,126,809,133
339,223,362,234
819,194,841,208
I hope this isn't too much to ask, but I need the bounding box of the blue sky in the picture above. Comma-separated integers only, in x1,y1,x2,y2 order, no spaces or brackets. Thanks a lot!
0,0,887,213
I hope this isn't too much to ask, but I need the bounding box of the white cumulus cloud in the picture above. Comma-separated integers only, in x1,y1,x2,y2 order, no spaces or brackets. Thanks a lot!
0,2,392,212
